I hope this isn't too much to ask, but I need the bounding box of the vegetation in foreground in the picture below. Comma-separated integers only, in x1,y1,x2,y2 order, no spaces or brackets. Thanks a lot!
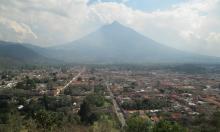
1,89,220,132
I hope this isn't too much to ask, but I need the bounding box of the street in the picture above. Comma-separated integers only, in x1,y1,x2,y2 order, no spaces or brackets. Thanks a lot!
106,82,126,127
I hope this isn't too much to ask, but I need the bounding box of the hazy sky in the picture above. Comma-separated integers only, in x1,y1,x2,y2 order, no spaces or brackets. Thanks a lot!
0,0,220,57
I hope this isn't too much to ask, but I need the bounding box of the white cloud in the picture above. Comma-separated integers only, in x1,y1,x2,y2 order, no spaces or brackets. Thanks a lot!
206,32,220,43
0,16,37,42
0,0,220,56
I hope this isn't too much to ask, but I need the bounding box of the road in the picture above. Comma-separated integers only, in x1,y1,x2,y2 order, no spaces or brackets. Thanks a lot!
106,82,127,127
56,67,85,96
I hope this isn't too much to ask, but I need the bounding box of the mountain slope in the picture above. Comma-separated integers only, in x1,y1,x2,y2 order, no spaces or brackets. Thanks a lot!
0,41,56,68
51,22,220,63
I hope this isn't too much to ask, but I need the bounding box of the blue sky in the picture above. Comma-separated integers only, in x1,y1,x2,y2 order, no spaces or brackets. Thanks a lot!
88,0,188,11
126,0,188,11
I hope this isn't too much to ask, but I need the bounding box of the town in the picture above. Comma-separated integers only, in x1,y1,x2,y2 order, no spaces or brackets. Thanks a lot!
0,64,220,131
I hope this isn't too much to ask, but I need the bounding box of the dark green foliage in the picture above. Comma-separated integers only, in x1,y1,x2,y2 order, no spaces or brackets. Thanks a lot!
47,80,54,89
41,95,49,110
34,109,63,129
126,116,152,132
153,120,188,132
78,101,99,125
0,113,10,124
16,76,36,90
122,98,171,110
78,94,107,125
0,100,16,124
126,116,188,132
33,77,49,83
78,101,91,123
211,111,220,130
77,77,82,81
88,112,99,124
38,95,72,111
1,74,7,79
192,111,220,132
64,85,91,96
0,72,14,81
0,112,23,132
84,94,105,107
1,81,5,86
22,99,44,118
94,85,106,95
0,91,84,131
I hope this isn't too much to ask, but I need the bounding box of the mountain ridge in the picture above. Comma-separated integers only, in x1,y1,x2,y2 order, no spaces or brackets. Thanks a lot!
49,21,220,63
0,41,59,68
1,22,220,64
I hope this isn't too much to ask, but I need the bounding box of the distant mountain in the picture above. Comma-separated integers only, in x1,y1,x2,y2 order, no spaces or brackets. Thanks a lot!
0,41,56,68
1,22,220,65
51,21,220,64
21,43,66,61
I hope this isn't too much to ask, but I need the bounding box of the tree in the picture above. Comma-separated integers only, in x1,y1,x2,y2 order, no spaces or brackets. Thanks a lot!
16,81,25,89
34,109,61,130
7,112,23,132
84,94,105,107
210,111,220,131
126,116,152,132
156,80,161,88
47,80,54,90
2,81,5,85
78,100,99,125
92,118,119,132
23,118,39,132
153,120,188,132
88,113,99,124
26,78,36,89
77,77,82,82
15,77,36,90
0,100,16,124
192,111,220,132
1,74,7,79
41,95,49,110
0,112,23,132
78,101,91,124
